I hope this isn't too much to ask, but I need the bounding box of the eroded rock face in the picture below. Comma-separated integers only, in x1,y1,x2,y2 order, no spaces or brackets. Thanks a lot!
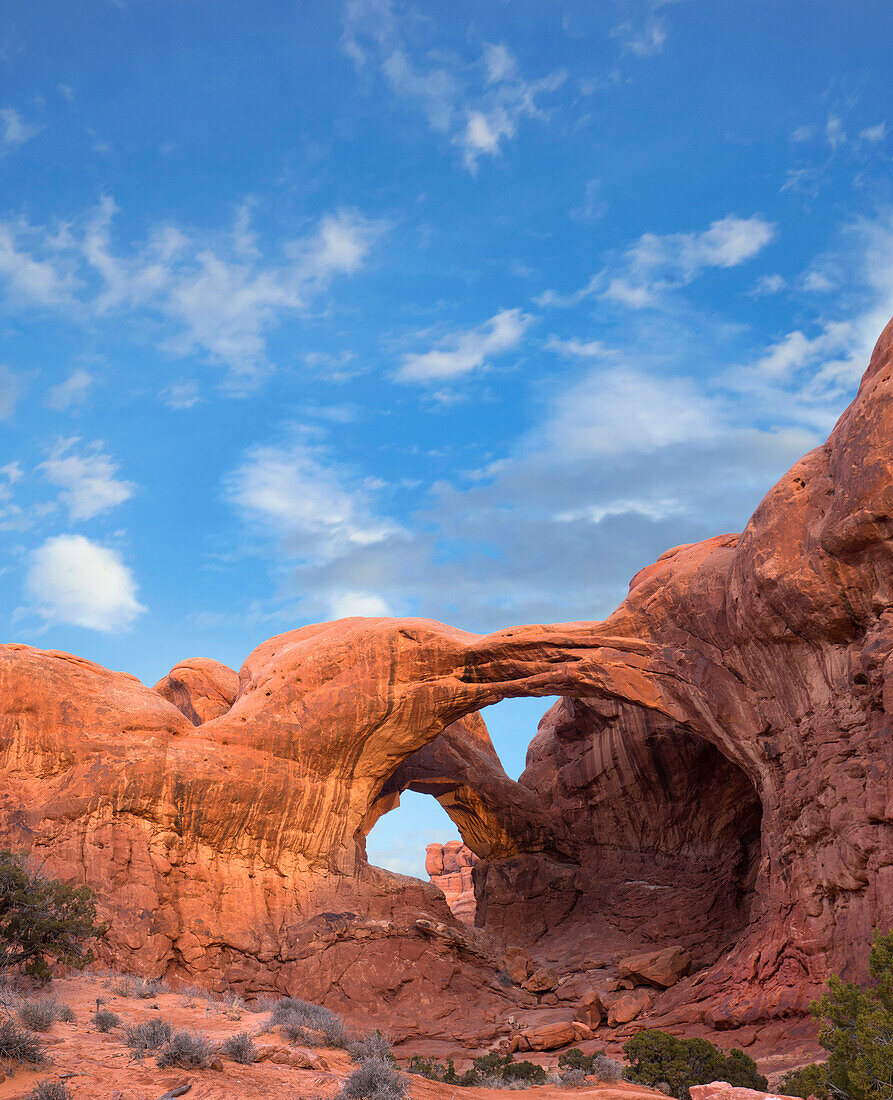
426,841,479,923
1,316,892,1042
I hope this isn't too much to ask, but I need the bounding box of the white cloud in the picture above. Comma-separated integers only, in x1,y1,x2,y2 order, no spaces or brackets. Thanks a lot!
792,125,814,142
225,442,401,562
537,367,720,458
539,215,776,310
484,44,516,85
342,3,563,173
1,108,40,147
397,308,532,383
0,200,385,385
46,369,94,411
381,50,457,131
329,590,391,618
545,336,614,358
296,210,382,276
41,439,135,521
610,17,668,58
163,379,200,409
0,364,23,419
25,534,146,632
750,273,786,296
0,223,76,305
825,114,846,151
860,122,887,143
629,215,776,274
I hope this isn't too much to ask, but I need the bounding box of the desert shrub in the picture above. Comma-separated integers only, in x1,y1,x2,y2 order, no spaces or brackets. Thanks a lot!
222,1029,257,1064
624,1030,767,1100
109,975,165,999
558,1048,621,1082
246,993,278,1014
17,995,75,1031
24,1083,72,1100
0,849,107,980
558,1048,597,1072
339,1054,408,1100
461,1052,547,1087
778,1063,830,1099
269,996,348,1048
407,1055,459,1083
559,1067,588,1088
348,1031,393,1063
592,1054,623,1082
121,1017,173,1057
807,929,893,1100
156,1027,214,1069
0,1015,45,1063
92,1007,120,1032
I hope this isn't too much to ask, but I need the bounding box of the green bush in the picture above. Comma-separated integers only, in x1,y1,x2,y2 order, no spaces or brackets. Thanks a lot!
461,1051,547,1087
807,929,893,1100
0,850,106,980
623,1030,767,1100
559,1048,598,1072
407,1055,460,1083
778,1063,830,1099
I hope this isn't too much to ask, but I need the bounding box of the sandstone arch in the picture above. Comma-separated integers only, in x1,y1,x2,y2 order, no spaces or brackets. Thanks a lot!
0,315,891,1041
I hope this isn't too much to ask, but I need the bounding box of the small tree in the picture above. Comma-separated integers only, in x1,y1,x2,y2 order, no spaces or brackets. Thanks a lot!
0,850,106,980
807,929,893,1100
623,1030,767,1100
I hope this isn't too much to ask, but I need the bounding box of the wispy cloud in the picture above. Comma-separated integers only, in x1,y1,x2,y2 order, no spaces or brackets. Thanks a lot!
610,16,668,58
342,1,565,172
396,308,532,383
1,108,41,147
538,214,776,308
0,199,386,387
0,364,23,419
46,369,94,411
41,438,135,522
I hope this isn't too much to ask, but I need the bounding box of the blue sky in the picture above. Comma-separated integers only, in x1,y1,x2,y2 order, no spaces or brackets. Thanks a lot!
2,1,892,875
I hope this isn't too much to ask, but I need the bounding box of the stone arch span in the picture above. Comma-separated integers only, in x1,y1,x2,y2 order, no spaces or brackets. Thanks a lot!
1,315,892,1037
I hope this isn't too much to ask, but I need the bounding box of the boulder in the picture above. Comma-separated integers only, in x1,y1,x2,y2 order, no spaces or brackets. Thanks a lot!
574,986,606,1028
619,946,692,988
689,1085,789,1100
607,988,655,1026
511,1021,578,1051
523,967,559,993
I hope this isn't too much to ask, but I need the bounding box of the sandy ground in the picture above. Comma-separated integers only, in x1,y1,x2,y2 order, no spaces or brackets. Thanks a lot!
0,973,672,1100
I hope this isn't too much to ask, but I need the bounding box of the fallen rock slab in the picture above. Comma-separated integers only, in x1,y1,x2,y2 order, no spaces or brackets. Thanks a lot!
608,989,656,1026
618,946,692,989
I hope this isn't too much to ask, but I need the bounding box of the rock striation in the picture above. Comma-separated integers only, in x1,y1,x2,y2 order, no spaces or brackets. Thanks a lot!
1,315,892,1042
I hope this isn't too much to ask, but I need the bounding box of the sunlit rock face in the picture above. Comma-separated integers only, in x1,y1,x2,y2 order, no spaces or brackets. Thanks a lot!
426,841,479,923
0,316,891,1041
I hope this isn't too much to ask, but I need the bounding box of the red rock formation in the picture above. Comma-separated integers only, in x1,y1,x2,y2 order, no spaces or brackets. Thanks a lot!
0,315,892,1043
426,841,479,923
